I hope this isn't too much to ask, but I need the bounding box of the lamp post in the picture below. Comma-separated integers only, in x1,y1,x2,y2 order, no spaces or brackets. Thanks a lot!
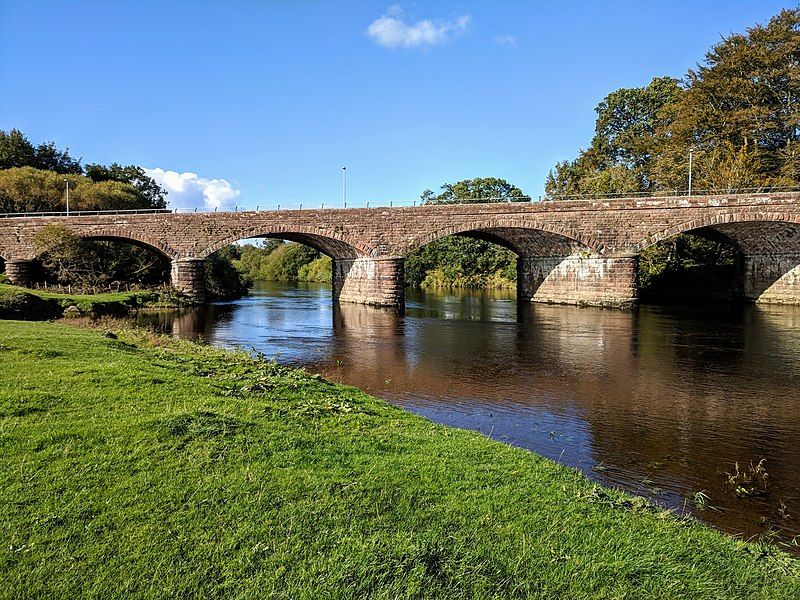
688,148,694,196
64,177,70,215
342,166,347,207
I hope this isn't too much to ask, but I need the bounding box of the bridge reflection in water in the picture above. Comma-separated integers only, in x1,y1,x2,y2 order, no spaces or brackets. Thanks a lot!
138,282,800,549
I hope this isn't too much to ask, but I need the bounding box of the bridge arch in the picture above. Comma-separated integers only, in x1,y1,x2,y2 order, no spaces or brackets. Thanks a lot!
199,226,369,260
194,226,395,307
402,218,600,257
635,212,800,253
636,213,800,304
401,218,637,308
29,228,179,261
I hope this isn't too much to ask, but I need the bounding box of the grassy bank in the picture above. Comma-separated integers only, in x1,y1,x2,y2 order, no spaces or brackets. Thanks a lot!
0,284,188,320
0,321,798,598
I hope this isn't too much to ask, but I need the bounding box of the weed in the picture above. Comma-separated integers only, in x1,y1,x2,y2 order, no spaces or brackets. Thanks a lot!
692,490,718,511
726,459,769,498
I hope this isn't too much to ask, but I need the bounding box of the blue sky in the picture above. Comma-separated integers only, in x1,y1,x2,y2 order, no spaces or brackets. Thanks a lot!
0,1,792,209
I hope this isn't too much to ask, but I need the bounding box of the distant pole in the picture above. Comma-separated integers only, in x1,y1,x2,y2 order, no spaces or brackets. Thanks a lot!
64,177,70,215
342,166,347,207
688,148,694,196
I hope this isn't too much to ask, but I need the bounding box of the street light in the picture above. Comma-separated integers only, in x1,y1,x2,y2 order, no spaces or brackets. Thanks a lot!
688,148,694,196
64,177,70,215
342,166,347,207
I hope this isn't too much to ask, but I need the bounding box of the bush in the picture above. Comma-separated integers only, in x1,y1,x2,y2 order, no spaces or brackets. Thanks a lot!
297,256,332,282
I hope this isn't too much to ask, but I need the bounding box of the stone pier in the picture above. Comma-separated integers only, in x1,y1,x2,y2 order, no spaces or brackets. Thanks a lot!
332,257,405,308
171,258,207,303
517,255,638,308
4,259,33,287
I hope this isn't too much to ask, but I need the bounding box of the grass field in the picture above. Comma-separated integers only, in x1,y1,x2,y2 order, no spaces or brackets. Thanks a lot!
0,320,798,598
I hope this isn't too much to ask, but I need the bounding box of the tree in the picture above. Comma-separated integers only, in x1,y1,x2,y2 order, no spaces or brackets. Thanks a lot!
422,177,527,204
0,129,81,174
85,163,167,209
33,224,88,284
546,77,682,198
32,223,169,287
0,167,150,213
205,245,251,300
651,8,800,190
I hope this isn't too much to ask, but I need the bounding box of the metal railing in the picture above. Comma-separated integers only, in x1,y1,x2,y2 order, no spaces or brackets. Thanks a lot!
543,185,800,201
0,208,172,218
1,187,799,218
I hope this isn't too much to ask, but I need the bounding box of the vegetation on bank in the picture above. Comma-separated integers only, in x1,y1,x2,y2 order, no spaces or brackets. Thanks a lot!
0,320,798,598
0,283,188,320
234,241,332,284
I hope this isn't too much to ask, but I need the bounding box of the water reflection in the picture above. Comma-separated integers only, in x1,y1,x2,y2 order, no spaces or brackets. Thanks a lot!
138,282,800,548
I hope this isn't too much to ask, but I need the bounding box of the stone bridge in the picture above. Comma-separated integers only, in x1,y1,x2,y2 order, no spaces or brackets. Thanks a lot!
2,192,800,308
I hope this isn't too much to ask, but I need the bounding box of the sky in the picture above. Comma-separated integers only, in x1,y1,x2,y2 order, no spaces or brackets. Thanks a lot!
0,1,793,210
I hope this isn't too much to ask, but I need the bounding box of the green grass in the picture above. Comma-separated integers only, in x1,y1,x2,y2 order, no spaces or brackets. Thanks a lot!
0,284,185,319
0,321,798,599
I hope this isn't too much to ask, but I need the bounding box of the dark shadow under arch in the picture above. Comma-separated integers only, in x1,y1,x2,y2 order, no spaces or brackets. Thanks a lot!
637,221,800,304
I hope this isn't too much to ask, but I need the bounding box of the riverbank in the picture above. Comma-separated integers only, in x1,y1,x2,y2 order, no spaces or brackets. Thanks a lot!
0,283,189,320
0,320,798,597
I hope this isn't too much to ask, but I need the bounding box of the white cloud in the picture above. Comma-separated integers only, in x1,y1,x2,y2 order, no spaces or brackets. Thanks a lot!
493,34,518,48
367,6,471,49
144,167,241,210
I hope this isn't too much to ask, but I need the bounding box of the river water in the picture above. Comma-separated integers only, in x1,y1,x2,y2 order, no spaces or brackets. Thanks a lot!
139,281,800,548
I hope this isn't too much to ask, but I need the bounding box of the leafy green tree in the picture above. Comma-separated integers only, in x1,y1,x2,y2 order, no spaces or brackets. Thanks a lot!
421,177,527,204
0,167,149,213
651,8,800,190
32,223,169,287
205,245,251,300
0,129,81,174
297,257,332,282
85,163,167,209
546,77,682,198
233,241,324,283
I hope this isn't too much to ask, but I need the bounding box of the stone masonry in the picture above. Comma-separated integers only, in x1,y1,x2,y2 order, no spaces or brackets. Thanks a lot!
2,192,800,308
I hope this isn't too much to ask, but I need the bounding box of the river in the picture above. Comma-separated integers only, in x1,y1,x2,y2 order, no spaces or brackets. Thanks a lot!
139,281,800,549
